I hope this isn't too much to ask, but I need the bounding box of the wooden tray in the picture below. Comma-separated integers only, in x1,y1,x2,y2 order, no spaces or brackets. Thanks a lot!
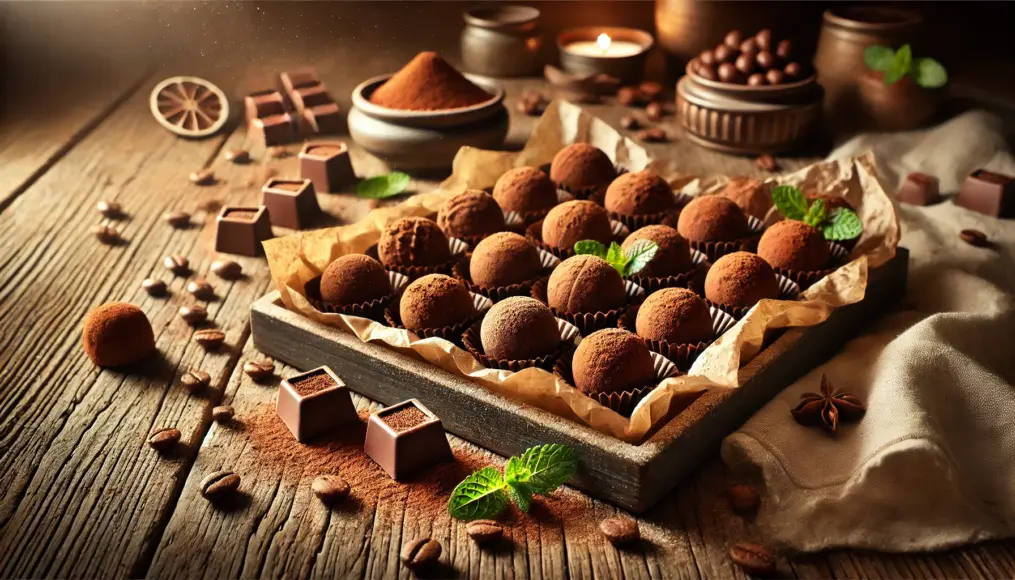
251,249,908,512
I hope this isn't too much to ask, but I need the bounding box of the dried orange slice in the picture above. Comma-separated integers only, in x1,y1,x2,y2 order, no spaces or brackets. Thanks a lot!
150,76,229,138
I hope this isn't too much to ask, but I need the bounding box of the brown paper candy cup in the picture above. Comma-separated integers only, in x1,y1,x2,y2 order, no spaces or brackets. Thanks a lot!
367,236,469,281
304,270,409,322
706,273,802,320
774,241,852,290
626,249,710,294
688,214,766,262
532,277,645,336
618,303,737,371
452,248,559,303
462,317,581,371
384,292,493,345
552,349,679,417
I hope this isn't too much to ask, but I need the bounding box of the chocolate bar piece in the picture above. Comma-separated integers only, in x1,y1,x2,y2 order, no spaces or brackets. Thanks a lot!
300,103,344,136
957,169,1015,218
250,113,296,146
897,172,940,206
299,141,356,193
363,399,453,481
244,90,287,121
276,366,358,442
261,178,322,230
280,68,323,95
290,84,334,113
215,206,274,257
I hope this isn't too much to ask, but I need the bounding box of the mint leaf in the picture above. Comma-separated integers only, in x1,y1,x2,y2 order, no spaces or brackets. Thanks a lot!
882,66,906,86
912,57,947,88
503,456,528,487
822,208,863,241
516,444,578,494
574,240,608,259
894,44,912,76
771,185,809,221
448,467,510,521
606,241,627,266
803,198,827,228
355,172,411,199
508,482,533,513
864,45,895,72
622,239,658,277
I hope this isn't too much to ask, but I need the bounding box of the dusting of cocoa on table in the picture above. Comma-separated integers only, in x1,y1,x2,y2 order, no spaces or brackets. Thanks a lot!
382,405,428,432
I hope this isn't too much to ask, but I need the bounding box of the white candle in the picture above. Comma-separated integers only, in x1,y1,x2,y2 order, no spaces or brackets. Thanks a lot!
564,33,644,58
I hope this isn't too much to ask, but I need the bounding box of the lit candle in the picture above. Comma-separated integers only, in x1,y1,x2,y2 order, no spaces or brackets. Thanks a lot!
564,33,645,58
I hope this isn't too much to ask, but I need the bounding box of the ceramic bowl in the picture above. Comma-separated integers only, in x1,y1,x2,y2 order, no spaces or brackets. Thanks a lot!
351,74,505,129
684,60,818,102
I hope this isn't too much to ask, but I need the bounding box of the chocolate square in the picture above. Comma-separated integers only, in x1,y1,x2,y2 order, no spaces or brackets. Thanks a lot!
957,169,1015,218
261,178,322,230
299,141,356,193
897,172,940,206
244,90,287,121
215,206,274,257
300,103,344,136
363,399,453,481
280,68,323,94
250,113,296,146
276,366,358,443
290,84,334,113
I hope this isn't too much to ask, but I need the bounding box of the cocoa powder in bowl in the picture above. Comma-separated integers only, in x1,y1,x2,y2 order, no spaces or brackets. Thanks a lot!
541,200,613,252
399,274,475,329
469,232,543,289
756,220,830,271
604,170,675,216
676,196,750,243
369,51,492,111
493,167,558,213
704,251,780,308
436,189,505,239
320,254,392,306
621,225,692,277
377,217,452,268
547,254,626,315
549,143,616,193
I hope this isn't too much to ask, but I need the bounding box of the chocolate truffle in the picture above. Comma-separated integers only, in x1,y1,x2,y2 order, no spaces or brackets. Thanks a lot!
549,143,616,192
399,274,476,329
635,288,713,345
677,195,750,243
704,252,780,308
621,225,692,277
717,177,773,220
436,189,505,239
604,170,675,216
469,232,542,288
541,200,613,251
82,302,156,367
547,255,626,314
320,254,392,305
377,217,452,268
480,296,561,360
493,167,558,213
572,328,656,395
757,220,830,272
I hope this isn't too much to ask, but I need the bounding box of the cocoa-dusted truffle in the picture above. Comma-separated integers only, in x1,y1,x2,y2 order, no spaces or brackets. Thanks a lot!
636,288,713,345
757,220,830,271
621,225,692,277
82,302,156,367
399,274,476,329
470,232,542,288
549,143,616,192
704,252,780,308
480,296,561,360
436,189,505,239
493,167,557,213
718,177,773,220
676,195,750,242
377,217,452,268
541,200,613,251
572,328,656,395
604,170,675,216
320,254,392,305
547,254,626,314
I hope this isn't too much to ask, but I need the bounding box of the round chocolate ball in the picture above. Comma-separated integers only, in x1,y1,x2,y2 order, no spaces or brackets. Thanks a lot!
549,143,616,193
492,166,558,213
714,44,737,64
756,50,775,70
82,302,156,367
399,274,476,330
572,328,656,395
636,288,713,345
784,62,803,79
724,30,743,49
547,254,626,314
739,38,758,54
775,39,793,60
698,64,718,81
480,296,561,361
541,200,613,251
604,171,674,216
704,252,780,309
699,50,716,66
320,254,392,305
621,224,692,277
717,62,740,84
469,232,543,288
677,195,750,243
747,73,766,87
735,53,755,75
755,29,773,51
437,189,505,239
717,177,773,220
766,69,786,85
757,220,831,272
377,217,452,268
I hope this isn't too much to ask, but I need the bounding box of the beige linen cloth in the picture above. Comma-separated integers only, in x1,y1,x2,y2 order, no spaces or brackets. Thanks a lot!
722,111,1015,552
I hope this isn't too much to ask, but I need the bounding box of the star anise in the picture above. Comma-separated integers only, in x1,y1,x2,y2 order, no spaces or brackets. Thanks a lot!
791,375,865,434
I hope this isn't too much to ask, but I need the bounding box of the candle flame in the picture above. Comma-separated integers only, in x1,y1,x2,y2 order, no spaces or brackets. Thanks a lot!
596,33,611,53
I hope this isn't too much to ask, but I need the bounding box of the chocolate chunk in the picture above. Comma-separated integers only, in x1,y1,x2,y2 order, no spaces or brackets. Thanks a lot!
290,84,333,113
250,113,296,146
215,206,274,257
244,90,286,121
276,367,358,442
261,178,322,230
300,103,344,135
298,141,356,193
364,400,453,481
957,169,1015,217
148,427,181,453
897,172,940,206
280,68,322,94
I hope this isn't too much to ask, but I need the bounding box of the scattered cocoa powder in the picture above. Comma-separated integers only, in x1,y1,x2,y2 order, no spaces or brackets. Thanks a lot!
291,370,337,397
382,405,429,432
369,51,492,111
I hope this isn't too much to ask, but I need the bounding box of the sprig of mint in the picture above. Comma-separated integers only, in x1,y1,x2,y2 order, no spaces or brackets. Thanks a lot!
771,185,863,241
355,172,411,199
447,444,578,521
574,239,658,276
864,44,947,88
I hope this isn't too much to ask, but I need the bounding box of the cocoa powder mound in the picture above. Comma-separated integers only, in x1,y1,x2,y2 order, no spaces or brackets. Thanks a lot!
370,51,492,111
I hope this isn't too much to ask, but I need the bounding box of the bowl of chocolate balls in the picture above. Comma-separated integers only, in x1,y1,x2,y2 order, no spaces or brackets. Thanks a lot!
676,28,823,154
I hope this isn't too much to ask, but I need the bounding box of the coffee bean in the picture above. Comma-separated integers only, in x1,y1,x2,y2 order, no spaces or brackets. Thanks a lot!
312,475,351,505
960,229,990,247
638,81,663,102
616,86,644,107
142,278,167,296
210,259,243,280
697,64,718,81
747,73,766,87
516,91,546,116
724,30,743,50
637,128,668,143
201,470,240,501
224,148,251,164
164,254,190,275
181,369,211,393
620,115,641,130
765,69,786,85
755,154,778,172
466,519,504,545
784,62,804,79
739,38,758,54
645,102,663,122
735,53,755,75
186,278,214,299
212,405,234,423
193,328,225,349
179,304,208,325
756,50,775,71
243,358,275,381
600,517,640,546
728,485,761,514
97,200,123,218
755,29,773,51
400,537,441,569
714,44,736,64
776,39,793,60
189,168,215,185
148,427,181,453
92,225,121,244
717,62,740,84
729,542,776,576
163,210,191,229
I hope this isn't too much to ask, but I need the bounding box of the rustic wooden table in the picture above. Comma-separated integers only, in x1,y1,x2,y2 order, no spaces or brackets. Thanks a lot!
2,3,1015,579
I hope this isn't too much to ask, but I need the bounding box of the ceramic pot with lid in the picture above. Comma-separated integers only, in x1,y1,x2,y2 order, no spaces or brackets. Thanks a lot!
461,5,543,78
